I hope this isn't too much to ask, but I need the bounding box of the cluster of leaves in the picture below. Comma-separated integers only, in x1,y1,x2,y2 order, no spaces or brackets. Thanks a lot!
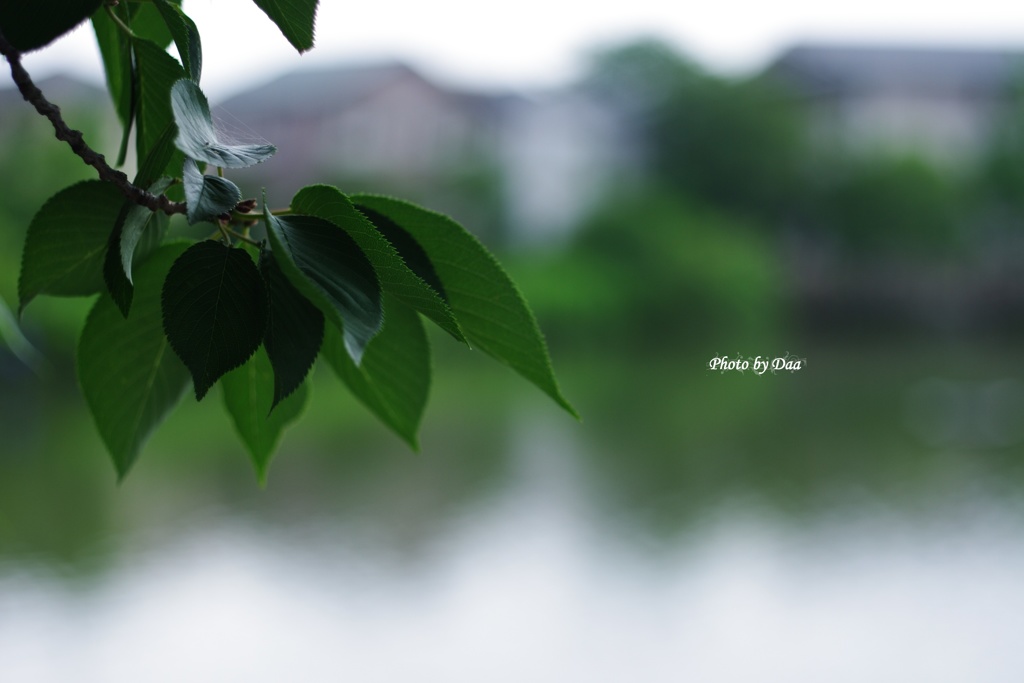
6,0,574,482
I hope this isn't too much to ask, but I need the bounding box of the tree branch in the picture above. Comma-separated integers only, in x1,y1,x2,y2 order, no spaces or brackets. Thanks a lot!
0,26,186,216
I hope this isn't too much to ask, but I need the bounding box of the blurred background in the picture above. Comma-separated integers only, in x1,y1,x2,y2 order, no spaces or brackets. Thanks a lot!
6,2,1024,680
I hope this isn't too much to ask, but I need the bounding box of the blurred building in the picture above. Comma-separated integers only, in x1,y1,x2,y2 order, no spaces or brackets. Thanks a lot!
766,44,1024,335
767,44,1024,167
217,63,496,192
216,62,621,245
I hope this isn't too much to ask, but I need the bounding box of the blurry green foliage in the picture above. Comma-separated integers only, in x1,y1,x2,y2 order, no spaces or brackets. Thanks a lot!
521,189,783,351
584,39,998,262
814,156,964,255
651,76,808,223
586,40,809,224
976,82,1024,213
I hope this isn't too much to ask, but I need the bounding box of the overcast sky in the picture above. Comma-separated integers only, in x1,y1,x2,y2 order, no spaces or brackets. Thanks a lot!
15,0,1024,100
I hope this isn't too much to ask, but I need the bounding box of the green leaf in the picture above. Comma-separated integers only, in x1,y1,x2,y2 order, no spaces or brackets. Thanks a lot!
263,205,382,365
162,241,268,400
0,0,102,52
153,0,202,81
221,347,309,484
357,206,447,299
259,250,324,408
103,128,179,316
91,2,136,167
136,122,184,187
134,38,186,166
90,6,133,131
19,180,124,314
251,0,318,53
352,194,578,418
321,296,430,449
170,79,276,168
120,177,174,283
78,242,191,478
92,0,177,164
128,2,174,50
291,185,465,344
182,158,241,225
103,177,172,317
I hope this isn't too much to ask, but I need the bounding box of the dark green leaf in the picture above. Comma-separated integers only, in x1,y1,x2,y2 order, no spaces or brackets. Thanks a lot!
19,180,123,314
251,0,318,53
153,0,201,81
134,38,186,166
0,0,102,52
136,122,184,187
78,243,191,478
322,296,430,449
262,205,382,364
182,158,241,225
259,250,324,408
292,185,465,343
162,241,268,400
222,347,309,484
103,178,172,317
103,207,136,318
121,177,173,282
357,205,447,300
133,212,170,265
351,194,578,418
90,4,135,166
103,128,179,316
170,79,276,168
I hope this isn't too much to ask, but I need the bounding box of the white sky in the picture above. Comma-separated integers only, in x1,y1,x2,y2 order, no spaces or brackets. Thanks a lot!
16,0,1024,100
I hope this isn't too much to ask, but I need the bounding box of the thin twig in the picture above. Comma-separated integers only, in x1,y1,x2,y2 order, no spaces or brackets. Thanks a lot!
0,26,186,216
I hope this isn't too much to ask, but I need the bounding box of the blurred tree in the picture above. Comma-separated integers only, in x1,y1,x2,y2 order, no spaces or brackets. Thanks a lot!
815,156,964,255
524,188,784,351
585,40,810,225
975,81,1024,215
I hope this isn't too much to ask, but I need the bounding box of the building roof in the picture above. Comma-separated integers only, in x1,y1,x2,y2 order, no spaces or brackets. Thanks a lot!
768,43,1024,98
214,60,521,124
214,61,420,120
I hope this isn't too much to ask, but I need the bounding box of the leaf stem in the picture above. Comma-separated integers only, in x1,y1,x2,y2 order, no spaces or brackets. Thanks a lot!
105,4,138,39
216,223,232,244
211,224,262,247
225,227,262,247
231,206,290,222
